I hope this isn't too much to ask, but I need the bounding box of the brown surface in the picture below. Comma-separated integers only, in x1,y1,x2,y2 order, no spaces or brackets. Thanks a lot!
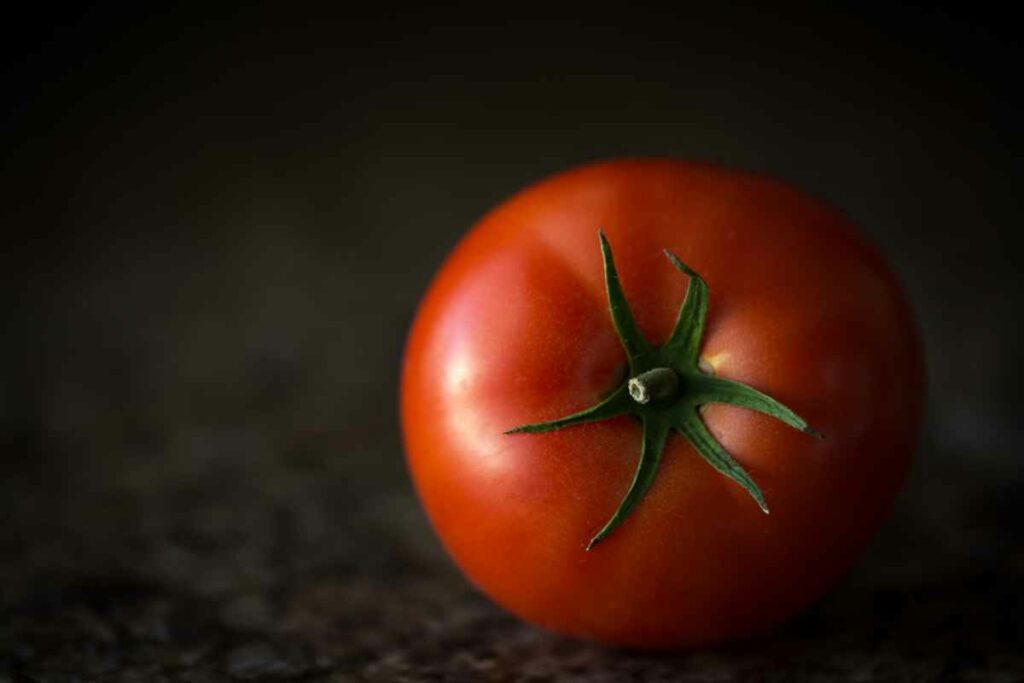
2,428,1022,681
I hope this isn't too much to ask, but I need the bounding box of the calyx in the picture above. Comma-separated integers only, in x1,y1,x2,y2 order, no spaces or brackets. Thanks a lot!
507,232,821,550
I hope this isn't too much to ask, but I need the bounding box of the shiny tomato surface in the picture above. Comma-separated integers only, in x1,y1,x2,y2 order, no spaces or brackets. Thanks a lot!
401,159,923,648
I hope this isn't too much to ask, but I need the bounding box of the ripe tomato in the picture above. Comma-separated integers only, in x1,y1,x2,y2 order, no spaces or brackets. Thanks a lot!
401,158,923,648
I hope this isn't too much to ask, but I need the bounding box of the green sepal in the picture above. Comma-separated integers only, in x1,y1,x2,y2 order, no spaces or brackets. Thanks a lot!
505,385,634,434
587,415,671,549
688,374,823,438
675,412,769,514
661,250,708,365
598,231,652,370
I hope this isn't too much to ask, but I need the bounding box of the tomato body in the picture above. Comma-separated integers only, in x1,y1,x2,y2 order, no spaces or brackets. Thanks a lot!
401,159,923,648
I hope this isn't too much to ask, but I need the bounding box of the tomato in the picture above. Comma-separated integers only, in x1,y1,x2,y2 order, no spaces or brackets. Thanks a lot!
400,158,924,648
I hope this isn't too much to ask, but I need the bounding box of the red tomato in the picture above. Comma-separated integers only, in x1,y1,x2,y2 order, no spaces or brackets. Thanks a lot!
401,158,924,648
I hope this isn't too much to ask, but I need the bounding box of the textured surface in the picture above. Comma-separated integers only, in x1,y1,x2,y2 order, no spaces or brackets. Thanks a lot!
2,430,1023,681
3,4,1022,681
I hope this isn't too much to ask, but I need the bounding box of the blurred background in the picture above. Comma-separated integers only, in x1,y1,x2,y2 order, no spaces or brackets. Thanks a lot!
2,3,1021,680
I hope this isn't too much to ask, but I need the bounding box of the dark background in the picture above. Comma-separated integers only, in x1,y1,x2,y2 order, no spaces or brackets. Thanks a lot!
2,4,1021,680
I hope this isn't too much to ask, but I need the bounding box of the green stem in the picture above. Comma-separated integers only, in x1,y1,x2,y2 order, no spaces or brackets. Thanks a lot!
627,367,679,405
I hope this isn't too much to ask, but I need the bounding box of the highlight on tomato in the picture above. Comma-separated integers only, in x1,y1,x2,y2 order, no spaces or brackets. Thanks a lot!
401,158,924,648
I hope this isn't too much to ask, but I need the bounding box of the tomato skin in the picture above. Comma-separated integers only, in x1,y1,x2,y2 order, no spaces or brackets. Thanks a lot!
401,159,924,648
